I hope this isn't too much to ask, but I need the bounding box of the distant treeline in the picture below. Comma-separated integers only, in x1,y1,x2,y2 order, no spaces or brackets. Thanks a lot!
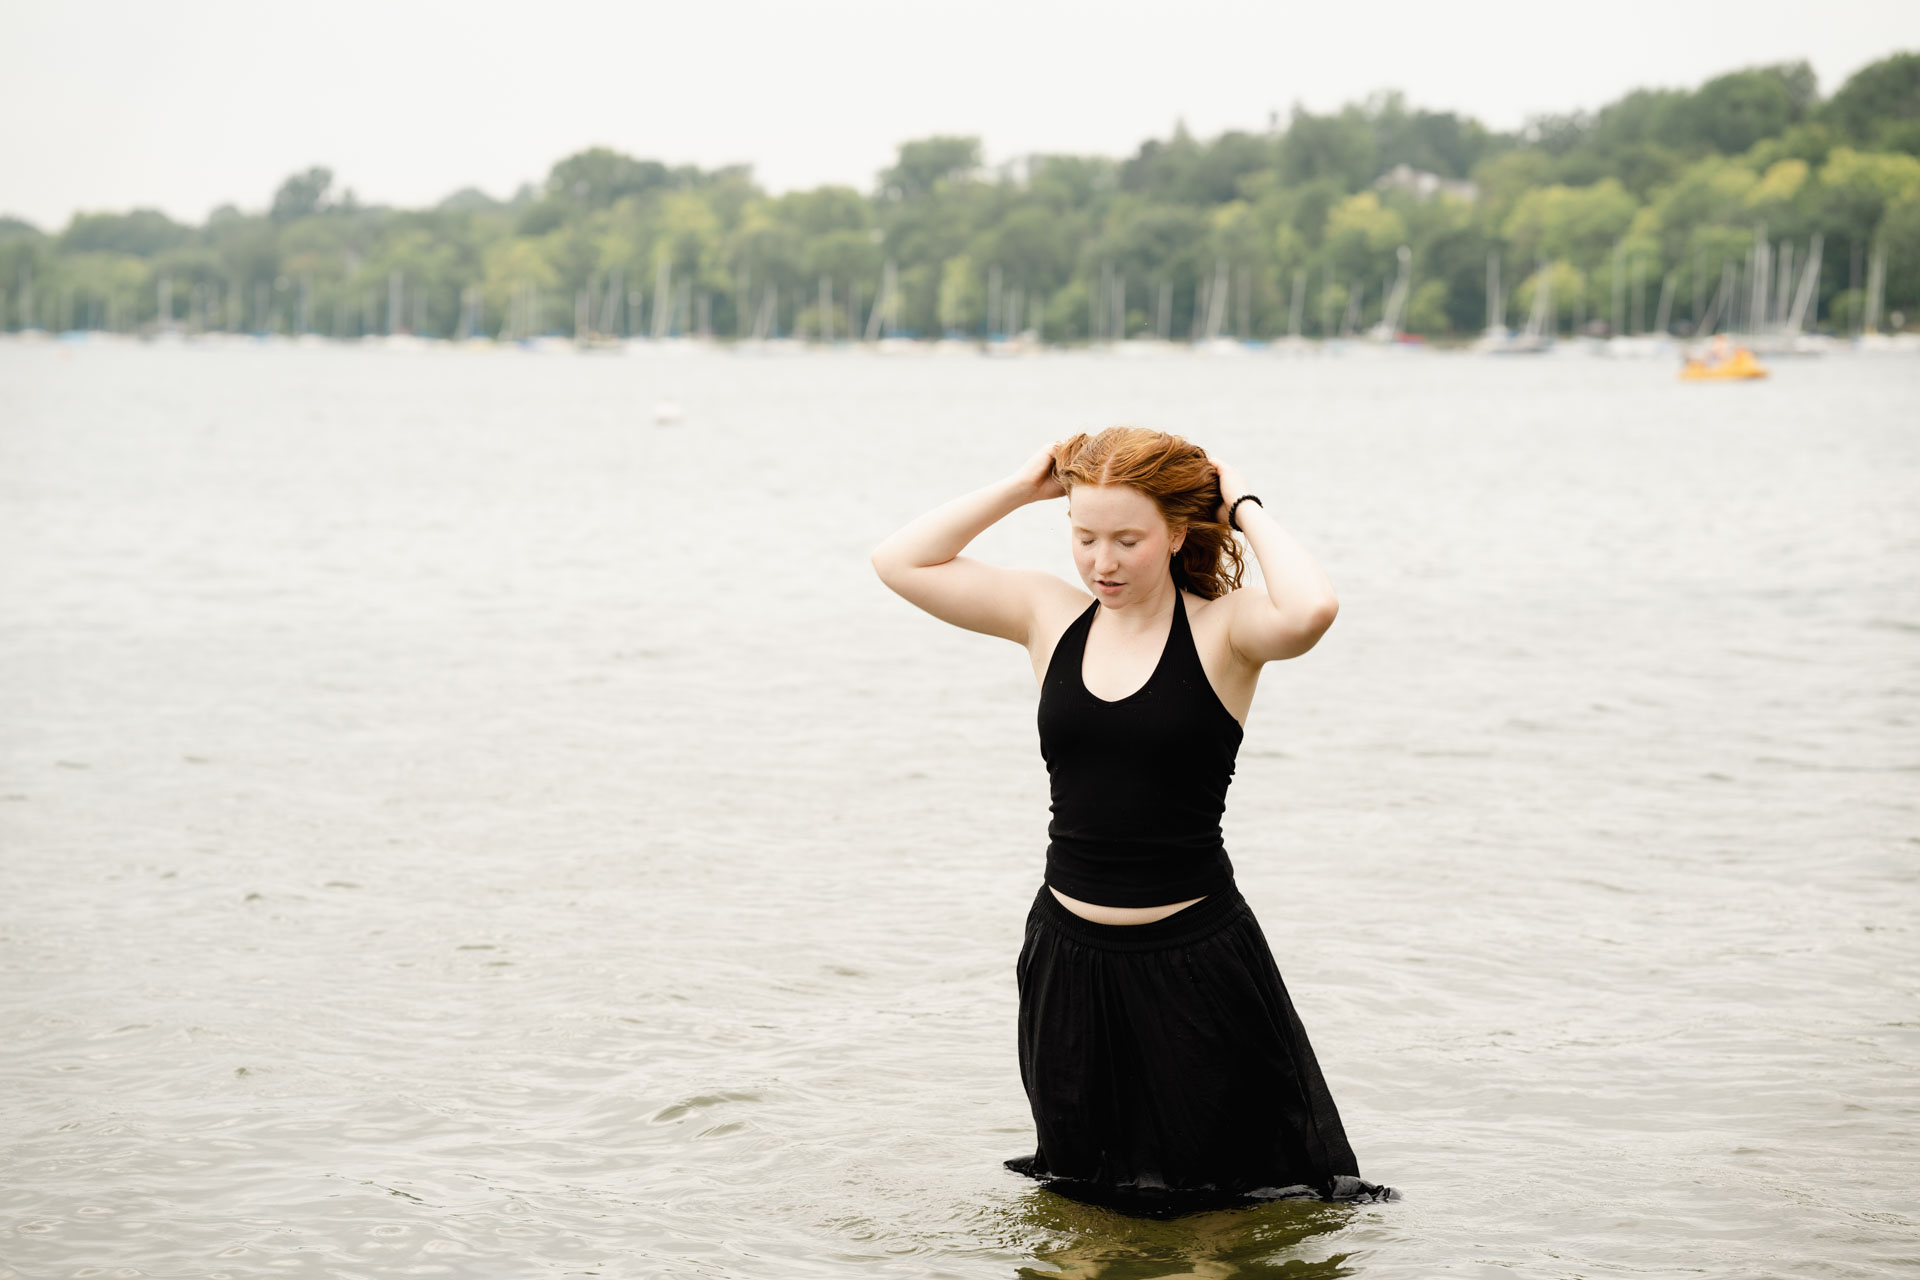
4,53,1918,342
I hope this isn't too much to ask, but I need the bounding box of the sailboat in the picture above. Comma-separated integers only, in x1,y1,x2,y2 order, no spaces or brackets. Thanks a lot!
1739,231,1834,357
1603,250,1674,358
1117,276,1177,357
1269,268,1315,356
576,272,625,353
870,261,921,356
1364,246,1415,345
1195,261,1246,356
1853,241,1917,352
1469,252,1510,353
1481,258,1552,354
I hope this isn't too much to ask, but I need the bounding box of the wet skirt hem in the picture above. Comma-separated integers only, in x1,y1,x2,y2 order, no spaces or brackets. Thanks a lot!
1001,1155,1399,1217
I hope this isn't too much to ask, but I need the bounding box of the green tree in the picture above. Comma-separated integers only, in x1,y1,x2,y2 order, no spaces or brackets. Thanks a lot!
70,251,152,325
978,205,1080,295
1323,192,1406,280
1408,220,1494,333
1819,146,1920,244
1880,192,1920,315
776,186,871,236
1372,92,1502,177
271,167,334,222
805,229,883,297
1277,105,1378,189
1745,121,1841,170
1823,53,1920,154
1684,64,1815,153
1026,154,1117,213
17,50,1920,345
1502,180,1638,267
481,236,561,331
1514,259,1586,331
1743,158,1816,235
880,137,981,200
1123,125,1274,205
654,188,728,286
547,147,672,209
938,255,981,334
59,209,193,257
1404,278,1450,335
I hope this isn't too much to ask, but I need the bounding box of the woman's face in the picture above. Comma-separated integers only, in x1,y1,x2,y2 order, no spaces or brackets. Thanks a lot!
1067,484,1183,605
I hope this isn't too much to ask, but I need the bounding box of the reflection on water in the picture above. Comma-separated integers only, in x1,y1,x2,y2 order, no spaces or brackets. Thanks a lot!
1011,1191,1358,1279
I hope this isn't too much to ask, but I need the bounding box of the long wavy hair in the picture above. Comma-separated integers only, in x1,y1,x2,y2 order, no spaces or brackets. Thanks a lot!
1050,427,1245,600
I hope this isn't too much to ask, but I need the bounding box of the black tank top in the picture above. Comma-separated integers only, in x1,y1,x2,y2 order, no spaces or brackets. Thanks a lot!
1037,590,1244,907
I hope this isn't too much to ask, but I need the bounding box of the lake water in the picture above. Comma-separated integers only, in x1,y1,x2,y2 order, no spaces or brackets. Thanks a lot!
2,340,1916,1279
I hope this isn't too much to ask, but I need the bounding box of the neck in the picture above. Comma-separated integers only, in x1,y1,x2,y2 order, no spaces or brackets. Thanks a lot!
1101,579,1178,624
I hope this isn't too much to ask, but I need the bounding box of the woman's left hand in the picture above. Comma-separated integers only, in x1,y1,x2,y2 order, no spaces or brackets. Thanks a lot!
1209,459,1250,524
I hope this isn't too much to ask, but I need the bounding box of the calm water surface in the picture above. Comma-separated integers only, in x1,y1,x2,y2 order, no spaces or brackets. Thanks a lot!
2,342,1917,1279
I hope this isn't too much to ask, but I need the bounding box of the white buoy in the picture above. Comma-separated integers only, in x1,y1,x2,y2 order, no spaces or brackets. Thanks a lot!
652,399,683,425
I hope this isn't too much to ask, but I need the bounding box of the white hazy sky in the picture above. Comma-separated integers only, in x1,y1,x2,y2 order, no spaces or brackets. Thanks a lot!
4,0,1916,230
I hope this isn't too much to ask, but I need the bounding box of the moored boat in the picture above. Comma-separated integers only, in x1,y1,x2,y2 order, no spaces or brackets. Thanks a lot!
1681,337,1767,381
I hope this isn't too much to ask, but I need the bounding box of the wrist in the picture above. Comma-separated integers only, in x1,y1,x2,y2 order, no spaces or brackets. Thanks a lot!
1226,493,1264,532
995,473,1047,509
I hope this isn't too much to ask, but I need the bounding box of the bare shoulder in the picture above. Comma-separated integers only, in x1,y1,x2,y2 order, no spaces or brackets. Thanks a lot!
1184,588,1251,660
1002,567,1091,645
1026,572,1095,645
1200,582,1337,665
1033,572,1093,623
1024,577,1096,684
1183,587,1240,638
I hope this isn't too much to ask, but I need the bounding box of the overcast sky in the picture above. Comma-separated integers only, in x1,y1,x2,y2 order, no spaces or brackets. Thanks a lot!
3,0,1916,231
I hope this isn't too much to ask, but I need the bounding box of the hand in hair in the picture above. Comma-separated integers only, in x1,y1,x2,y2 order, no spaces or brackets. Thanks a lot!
1208,459,1250,524
1012,441,1068,503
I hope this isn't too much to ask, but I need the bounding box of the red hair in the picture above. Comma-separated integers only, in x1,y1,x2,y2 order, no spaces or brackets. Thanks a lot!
1050,427,1245,600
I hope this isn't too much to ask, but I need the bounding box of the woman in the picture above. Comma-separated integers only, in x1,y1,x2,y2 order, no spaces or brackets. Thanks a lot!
870,427,1392,1214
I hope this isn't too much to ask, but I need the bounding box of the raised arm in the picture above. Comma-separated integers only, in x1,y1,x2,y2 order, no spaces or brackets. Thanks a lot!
1210,460,1340,664
870,444,1078,645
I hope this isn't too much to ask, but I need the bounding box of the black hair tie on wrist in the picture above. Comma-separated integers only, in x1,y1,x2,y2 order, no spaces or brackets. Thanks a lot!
1227,494,1263,532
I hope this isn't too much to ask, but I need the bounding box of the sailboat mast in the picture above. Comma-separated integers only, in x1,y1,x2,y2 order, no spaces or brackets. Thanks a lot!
1204,260,1228,341
1785,234,1823,332
1486,252,1501,333
651,257,672,340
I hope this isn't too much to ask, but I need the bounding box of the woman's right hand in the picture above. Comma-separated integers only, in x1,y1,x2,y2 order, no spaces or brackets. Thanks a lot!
873,443,1083,644
1012,442,1067,503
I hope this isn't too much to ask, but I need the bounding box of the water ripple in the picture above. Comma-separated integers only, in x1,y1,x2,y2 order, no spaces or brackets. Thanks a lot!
2,345,1917,1277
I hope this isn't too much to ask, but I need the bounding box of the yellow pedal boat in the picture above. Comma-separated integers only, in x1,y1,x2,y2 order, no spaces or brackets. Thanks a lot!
1681,342,1768,381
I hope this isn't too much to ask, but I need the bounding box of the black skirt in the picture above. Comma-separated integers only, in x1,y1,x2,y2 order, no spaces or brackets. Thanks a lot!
1004,881,1395,1215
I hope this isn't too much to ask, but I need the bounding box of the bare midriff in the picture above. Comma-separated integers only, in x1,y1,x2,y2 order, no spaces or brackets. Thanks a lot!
1048,886,1206,925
